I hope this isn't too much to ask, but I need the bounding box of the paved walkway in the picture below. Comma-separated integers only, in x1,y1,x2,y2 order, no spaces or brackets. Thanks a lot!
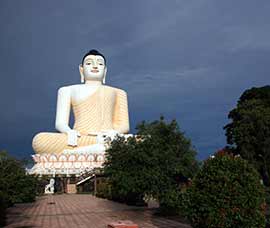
6,194,191,228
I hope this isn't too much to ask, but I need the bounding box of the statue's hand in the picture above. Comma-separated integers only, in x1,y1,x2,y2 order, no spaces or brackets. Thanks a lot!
67,130,81,146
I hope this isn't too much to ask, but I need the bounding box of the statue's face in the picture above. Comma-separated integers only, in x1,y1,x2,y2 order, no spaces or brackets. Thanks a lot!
80,55,106,82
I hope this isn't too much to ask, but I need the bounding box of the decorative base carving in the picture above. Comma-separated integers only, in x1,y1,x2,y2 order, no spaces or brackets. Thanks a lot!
29,152,106,175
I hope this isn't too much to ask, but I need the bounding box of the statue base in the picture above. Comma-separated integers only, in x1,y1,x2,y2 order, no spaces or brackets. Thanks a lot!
29,152,106,176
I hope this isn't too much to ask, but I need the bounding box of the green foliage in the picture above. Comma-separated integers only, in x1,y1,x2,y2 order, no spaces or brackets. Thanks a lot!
265,187,270,227
0,151,38,204
0,191,7,227
95,178,112,199
181,151,266,228
104,117,198,210
224,86,270,185
0,150,38,226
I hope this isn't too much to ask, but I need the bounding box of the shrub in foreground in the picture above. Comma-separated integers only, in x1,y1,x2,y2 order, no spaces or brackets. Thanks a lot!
0,151,38,226
0,191,7,227
181,150,266,228
0,151,38,205
96,178,112,199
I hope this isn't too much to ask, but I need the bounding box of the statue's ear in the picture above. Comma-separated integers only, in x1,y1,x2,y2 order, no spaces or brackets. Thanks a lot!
79,64,84,83
103,67,107,84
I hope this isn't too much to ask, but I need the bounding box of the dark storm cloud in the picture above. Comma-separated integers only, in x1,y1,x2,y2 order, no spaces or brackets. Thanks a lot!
0,0,269,160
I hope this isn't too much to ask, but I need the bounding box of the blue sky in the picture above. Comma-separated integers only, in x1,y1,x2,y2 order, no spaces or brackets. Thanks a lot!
0,0,269,160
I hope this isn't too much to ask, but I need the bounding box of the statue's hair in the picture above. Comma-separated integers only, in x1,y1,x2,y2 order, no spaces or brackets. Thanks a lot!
82,49,106,65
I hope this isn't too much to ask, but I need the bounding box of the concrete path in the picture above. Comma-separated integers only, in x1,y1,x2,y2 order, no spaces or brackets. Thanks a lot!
6,194,191,228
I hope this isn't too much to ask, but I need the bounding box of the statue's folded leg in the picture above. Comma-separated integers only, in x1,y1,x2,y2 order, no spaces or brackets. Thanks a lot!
32,132,97,154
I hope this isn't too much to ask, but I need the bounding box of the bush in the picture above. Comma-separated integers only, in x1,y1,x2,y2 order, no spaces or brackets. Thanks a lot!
96,178,112,199
0,151,39,226
0,191,7,227
181,150,266,228
104,117,198,210
0,151,38,205
13,174,38,203
266,187,270,227
0,150,39,227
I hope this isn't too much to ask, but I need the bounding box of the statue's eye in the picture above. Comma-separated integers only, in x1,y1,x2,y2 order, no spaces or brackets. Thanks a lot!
99,63,103,66
86,62,91,65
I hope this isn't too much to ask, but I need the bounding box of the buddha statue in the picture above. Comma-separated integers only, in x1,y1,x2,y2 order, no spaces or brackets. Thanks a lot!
32,49,130,155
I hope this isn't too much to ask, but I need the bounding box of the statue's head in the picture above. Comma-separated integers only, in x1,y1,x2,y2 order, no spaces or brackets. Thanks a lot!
79,49,107,84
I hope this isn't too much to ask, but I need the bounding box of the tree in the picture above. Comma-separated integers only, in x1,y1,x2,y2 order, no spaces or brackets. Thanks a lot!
224,86,270,185
104,117,198,211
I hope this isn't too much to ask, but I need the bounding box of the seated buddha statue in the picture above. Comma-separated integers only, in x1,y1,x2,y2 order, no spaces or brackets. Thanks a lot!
32,49,130,155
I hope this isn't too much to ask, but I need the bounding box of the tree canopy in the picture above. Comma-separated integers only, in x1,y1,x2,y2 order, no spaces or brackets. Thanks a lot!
104,117,198,210
224,85,270,185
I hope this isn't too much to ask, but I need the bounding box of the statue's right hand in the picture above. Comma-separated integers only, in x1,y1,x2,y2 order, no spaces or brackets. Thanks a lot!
67,130,81,146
